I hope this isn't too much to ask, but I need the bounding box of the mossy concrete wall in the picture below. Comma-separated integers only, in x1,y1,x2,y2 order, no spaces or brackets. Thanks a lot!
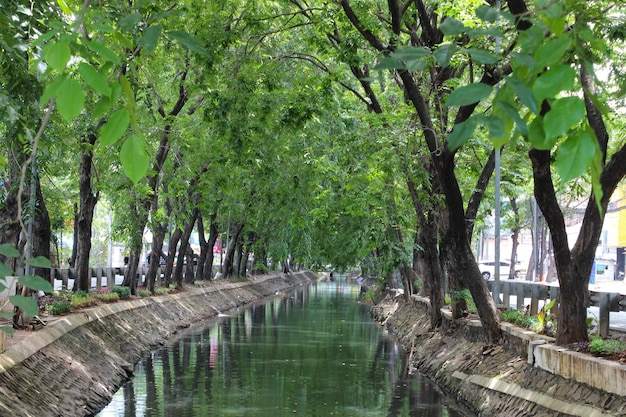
0,271,316,417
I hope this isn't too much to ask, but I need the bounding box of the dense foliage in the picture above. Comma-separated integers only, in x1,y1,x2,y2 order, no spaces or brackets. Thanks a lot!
0,0,625,344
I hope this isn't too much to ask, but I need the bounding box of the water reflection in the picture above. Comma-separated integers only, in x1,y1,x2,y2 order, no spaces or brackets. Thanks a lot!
96,280,473,416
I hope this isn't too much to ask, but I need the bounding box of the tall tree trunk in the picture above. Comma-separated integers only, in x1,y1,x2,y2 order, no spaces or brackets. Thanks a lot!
164,228,181,286
0,147,27,272
75,131,99,292
69,203,78,268
201,214,219,281
32,179,51,282
222,222,244,279
122,202,147,295
173,208,198,287
195,216,207,281
146,222,166,292
407,175,444,328
437,155,501,342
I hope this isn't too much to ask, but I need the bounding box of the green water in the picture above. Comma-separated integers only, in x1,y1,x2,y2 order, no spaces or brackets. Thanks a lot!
95,280,473,416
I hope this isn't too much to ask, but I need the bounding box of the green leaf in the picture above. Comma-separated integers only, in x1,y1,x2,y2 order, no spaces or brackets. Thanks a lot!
1,325,16,335
99,108,130,146
466,27,504,39
405,58,429,72
92,97,112,119
9,295,39,316
41,76,65,105
544,97,586,140
534,37,571,68
78,62,111,97
488,113,514,148
373,57,406,71
56,78,85,122
463,48,498,64
446,83,492,107
18,275,53,293
496,100,529,136
433,43,457,68
55,0,73,15
391,46,430,61
518,26,545,55
120,134,149,184
0,263,14,279
110,81,122,102
45,41,71,72
119,13,143,32
141,25,162,54
25,257,51,268
447,116,478,151
555,130,597,182
168,31,208,56
0,244,19,258
527,116,557,150
440,18,466,36
476,5,498,23
506,75,539,114
532,65,576,101
86,40,121,65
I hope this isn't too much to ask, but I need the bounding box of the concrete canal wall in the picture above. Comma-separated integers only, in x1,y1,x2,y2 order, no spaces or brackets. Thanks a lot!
373,294,626,417
0,272,316,417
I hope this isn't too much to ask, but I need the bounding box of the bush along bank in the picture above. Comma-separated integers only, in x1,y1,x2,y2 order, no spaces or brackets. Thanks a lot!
371,293,626,417
0,271,316,417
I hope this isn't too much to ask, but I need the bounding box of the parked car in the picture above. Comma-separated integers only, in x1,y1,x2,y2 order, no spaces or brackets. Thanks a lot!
478,260,522,280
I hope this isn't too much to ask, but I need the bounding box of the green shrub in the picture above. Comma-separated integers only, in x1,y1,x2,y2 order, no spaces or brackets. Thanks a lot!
449,289,477,314
46,300,71,315
154,287,171,295
137,289,151,297
501,308,524,323
71,292,96,308
96,292,120,303
500,308,537,328
193,280,205,287
589,336,626,356
111,285,130,299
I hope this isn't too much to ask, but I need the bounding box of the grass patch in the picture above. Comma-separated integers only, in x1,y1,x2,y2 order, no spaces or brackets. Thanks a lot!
70,291,97,309
46,300,71,315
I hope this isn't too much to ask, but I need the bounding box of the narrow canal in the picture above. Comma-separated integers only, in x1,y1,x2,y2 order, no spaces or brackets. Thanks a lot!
95,279,473,416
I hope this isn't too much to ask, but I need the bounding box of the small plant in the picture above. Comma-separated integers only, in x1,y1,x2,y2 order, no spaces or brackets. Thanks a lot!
363,288,375,303
154,287,171,295
589,336,626,356
193,280,205,287
111,285,130,299
450,289,477,314
501,308,524,323
96,292,120,303
536,298,557,335
46,300,71,315
70,291,96,309
137,288,151,297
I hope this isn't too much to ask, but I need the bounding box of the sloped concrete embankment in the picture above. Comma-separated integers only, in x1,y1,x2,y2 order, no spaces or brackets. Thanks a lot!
0,271,316,417
372,295,626,417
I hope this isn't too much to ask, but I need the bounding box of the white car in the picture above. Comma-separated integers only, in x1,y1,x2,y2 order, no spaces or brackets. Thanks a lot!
478,260,522,280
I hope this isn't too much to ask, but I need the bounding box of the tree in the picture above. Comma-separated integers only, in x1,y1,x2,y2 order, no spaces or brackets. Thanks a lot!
440,0,626,344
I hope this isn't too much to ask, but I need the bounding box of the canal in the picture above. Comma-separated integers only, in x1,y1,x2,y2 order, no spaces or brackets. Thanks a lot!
95,279,473,416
